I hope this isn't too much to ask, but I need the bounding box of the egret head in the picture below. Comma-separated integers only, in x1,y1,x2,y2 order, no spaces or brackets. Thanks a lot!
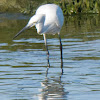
13,14,45,39
13,15,38,39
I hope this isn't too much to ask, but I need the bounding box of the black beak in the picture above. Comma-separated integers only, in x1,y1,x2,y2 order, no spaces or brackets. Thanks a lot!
13,25,30,39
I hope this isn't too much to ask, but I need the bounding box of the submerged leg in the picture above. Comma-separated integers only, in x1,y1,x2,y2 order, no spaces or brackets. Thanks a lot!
58,33,63,74
43,34,50,76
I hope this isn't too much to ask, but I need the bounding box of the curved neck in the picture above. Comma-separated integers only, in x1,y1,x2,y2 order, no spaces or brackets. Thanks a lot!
35,14,45,34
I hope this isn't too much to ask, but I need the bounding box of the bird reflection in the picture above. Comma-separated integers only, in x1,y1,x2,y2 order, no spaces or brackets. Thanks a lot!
46,62,63,77
38,75,68,100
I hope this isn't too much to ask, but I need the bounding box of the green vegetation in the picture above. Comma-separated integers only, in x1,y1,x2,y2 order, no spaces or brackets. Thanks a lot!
0,0,100,15
0,0,44,14
57,0,100,15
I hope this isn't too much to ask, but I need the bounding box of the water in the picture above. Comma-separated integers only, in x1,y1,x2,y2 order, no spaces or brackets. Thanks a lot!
0,13,100,100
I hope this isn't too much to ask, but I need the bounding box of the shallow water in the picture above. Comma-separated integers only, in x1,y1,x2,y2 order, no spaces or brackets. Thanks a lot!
0,13,100,100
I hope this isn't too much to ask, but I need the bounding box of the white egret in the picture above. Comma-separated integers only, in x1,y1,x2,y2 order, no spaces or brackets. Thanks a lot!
13,4,64,74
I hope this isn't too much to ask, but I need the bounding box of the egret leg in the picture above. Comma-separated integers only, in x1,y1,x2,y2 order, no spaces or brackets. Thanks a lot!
43,34,50,76
58,33,63,74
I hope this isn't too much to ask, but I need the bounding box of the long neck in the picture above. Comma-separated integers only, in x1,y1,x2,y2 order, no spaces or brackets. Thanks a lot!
35,14,45,34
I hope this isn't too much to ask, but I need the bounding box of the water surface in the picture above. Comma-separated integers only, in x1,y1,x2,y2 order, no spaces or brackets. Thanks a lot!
0,13,100,100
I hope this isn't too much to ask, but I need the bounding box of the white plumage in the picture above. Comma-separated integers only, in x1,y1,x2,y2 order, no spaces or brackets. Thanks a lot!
13,4,64,73
27,4,64,34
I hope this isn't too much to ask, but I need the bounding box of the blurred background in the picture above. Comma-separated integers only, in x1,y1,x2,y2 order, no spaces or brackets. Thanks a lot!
0,0,100,100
